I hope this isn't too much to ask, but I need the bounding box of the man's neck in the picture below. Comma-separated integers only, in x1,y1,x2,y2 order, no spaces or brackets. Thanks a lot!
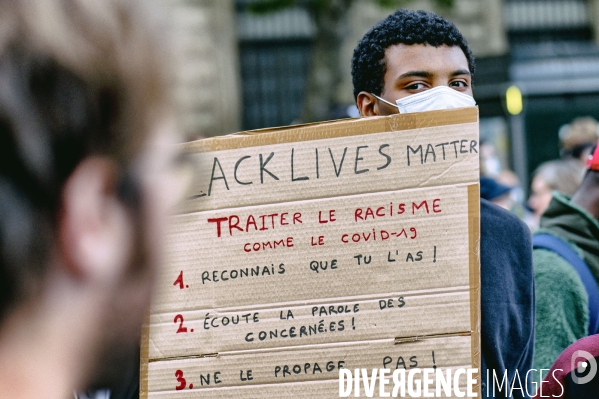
571,183,599,222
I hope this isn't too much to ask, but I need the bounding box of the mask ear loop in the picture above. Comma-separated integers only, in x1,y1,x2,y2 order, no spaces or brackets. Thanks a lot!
371,93,399,109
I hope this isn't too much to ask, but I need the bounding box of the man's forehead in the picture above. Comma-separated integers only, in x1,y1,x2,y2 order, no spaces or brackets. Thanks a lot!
383,43,470,76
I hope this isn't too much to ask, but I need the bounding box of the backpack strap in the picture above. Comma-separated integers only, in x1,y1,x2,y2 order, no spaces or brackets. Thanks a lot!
533,233,599,335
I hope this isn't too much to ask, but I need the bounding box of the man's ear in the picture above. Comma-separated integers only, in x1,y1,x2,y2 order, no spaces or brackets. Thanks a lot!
357,92,384,117
58,157,134,283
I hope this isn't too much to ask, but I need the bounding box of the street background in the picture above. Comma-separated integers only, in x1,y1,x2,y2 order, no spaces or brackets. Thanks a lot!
159,0,599,194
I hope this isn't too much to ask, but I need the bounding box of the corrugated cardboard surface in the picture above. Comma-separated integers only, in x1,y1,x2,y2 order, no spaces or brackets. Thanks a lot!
141,108,481,398
179,109,479,213
147,336,472,395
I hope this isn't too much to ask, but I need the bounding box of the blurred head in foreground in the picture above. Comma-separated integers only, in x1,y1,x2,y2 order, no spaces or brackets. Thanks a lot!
0,0,188,397
528,159,585,219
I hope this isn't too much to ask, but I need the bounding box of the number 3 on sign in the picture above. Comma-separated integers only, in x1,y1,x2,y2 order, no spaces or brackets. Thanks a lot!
175,369,186,390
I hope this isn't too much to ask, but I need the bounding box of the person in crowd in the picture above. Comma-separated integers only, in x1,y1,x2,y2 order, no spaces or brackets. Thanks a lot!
533,145,599,383
533,333,599,398
481,176,515,211
528,159,585,228
559,117,599,166
480,140,508,179
480,141,532,222
352,9,535,398
0,1,190,398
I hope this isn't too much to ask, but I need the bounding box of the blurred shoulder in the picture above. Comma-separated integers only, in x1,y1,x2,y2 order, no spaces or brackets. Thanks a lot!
480,198,531,244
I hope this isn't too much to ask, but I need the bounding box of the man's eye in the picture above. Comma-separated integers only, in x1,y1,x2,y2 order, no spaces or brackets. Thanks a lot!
405,83,427,91
450,80,468,88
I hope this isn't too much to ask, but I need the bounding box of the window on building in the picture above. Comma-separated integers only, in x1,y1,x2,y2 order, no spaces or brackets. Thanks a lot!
236,1,315,130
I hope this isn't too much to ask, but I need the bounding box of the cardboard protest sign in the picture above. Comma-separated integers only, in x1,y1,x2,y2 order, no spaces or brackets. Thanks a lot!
140,107,481,398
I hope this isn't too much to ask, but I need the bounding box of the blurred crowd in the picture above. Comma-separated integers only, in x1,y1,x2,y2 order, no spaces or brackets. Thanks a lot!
480,116,599,231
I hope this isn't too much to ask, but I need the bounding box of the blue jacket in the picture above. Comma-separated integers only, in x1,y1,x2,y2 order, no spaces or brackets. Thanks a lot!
480,199,535,398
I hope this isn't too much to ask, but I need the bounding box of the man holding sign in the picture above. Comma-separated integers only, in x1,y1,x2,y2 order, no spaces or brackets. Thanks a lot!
351,9,535,398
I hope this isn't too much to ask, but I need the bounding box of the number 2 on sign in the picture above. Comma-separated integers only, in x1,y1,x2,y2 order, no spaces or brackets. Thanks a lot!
174,314,188,333
175,369,186,390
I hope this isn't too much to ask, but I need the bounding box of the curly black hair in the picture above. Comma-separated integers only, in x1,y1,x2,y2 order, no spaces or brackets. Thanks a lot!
351,9,475,100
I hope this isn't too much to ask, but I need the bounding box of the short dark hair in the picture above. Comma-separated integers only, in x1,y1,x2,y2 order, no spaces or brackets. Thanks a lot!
351,9,475,100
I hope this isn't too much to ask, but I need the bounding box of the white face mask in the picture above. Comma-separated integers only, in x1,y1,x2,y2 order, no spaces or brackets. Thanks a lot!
373,85,476,114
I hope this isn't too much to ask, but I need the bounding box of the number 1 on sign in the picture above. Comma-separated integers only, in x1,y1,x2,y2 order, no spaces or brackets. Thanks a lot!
173,270,187,289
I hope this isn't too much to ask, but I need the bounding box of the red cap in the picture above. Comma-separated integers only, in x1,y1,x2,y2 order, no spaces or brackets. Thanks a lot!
588,144,599,171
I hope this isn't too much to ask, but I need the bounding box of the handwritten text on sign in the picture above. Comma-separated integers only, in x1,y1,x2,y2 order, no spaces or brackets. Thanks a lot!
150,185,473,358
179,115,479,213
141,108,481,399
